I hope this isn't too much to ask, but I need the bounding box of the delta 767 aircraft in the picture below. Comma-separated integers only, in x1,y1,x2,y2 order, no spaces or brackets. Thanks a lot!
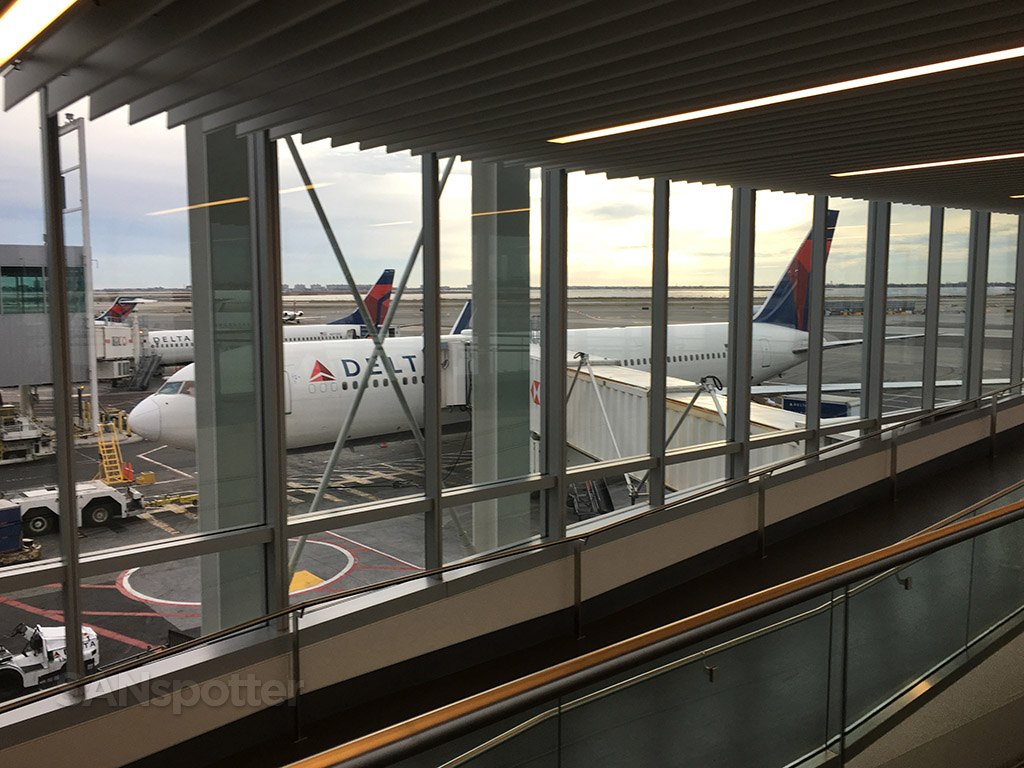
128,214,847,450
144,269,396,366
95,296,155,324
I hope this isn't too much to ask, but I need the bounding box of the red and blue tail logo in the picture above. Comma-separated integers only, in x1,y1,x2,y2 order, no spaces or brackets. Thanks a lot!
95,297,147,323
753,210,838,331
330,269,394,326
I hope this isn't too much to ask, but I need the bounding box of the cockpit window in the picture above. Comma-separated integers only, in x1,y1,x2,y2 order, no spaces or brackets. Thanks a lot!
179,380,195,396
157,381,182,395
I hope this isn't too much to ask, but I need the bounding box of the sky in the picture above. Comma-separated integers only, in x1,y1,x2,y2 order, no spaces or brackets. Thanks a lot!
0,85,1016,290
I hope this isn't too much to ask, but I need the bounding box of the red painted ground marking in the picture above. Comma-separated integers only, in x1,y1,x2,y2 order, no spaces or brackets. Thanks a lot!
353,565,421,571
1,597,156,650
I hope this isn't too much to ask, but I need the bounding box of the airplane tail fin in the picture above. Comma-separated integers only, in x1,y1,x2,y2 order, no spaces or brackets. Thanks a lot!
95,296,152,323
450,299,472,335
330,269,394,326
753,209,839,331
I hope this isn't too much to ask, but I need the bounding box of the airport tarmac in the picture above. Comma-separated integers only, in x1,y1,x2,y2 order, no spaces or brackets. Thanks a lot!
0,292,1013,673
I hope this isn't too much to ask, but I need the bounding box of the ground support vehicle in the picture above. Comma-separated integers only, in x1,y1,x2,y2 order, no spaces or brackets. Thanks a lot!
0,624,99,695
2,480,145,537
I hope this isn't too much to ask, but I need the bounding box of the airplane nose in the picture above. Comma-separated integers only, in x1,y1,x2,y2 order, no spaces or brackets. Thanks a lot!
127,398,161,441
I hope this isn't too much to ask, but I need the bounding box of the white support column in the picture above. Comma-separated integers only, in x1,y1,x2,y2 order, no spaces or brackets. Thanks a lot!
727,187,755,479
422,153,443,571
40,92,84,680
541,169,568,541
649,179,669,505
922,207,944,411
862,201,890,427
470,163,531,551
964,211,990,401
186,123,269,631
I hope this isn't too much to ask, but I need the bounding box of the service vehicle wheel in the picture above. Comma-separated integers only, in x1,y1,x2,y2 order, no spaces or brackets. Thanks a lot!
85,499,118,527
22,509,57,537
0,671,23,699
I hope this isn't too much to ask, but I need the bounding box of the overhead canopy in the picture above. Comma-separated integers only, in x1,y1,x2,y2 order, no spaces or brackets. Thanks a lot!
4,0,1024,212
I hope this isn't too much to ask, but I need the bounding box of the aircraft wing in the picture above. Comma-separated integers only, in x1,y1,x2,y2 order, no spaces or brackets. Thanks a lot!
791,332,929,354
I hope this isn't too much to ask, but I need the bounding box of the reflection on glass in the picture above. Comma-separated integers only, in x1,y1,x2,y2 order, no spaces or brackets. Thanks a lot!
443,492,542,565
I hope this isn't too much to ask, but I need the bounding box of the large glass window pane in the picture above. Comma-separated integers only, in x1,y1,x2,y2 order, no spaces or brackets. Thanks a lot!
938,209,970,402
664,182,731,495
278,142,425,524
882,204,929,415
822,199,869,418
559,597,834,767
290,512,425,602
438,160,538,559
563,173,652,521
983,213,1017,392
844,540,972,728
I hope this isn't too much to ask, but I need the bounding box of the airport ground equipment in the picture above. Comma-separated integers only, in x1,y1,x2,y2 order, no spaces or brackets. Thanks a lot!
0,623,99,694
0,503,40,566
3,480,144,537
0,404,55,465
95,421,129,484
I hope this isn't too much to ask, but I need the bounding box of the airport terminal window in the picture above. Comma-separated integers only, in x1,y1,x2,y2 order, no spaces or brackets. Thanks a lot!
0,266,46,314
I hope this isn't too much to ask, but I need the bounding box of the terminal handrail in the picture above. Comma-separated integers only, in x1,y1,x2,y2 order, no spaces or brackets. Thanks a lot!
0,381,1020,719
291,495,1024,767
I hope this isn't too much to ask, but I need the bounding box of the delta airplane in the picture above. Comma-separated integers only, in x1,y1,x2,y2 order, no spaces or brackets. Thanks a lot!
128,214,845,451
144,269,396,366
95,296,154,324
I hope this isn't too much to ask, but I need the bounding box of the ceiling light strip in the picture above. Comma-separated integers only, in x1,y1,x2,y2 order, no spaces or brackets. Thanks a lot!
0,0,77,68
548,46,1024,144
831,152,1024,177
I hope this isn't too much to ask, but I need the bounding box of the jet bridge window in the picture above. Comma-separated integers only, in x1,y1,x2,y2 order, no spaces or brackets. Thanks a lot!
0,266,46,314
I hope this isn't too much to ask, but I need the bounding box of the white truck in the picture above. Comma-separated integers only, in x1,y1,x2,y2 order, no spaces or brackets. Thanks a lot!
0,623,99,695
3,480,145,537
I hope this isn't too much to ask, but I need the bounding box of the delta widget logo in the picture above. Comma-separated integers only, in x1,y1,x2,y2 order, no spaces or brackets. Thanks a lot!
310,361,335,382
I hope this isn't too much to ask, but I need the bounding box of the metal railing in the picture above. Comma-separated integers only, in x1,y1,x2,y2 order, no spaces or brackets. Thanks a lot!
0,381,1021,721
293,494,1024,768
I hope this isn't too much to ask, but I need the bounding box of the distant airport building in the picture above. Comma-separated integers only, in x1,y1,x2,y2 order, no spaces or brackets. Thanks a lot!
0,244,89,387
824,298,919,315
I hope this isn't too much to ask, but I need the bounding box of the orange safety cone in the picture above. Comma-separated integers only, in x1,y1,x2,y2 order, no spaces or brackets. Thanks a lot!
123,462,134,482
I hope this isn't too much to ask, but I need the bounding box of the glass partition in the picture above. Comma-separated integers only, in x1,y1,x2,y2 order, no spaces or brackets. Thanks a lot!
379,496,1024,768
938,209,971,402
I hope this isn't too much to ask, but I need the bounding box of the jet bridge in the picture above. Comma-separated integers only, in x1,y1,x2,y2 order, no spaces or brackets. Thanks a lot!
531,356,808,495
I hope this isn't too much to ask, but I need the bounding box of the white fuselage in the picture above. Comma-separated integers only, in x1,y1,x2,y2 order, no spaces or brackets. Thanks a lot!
128,321,809,451
145,324,365,366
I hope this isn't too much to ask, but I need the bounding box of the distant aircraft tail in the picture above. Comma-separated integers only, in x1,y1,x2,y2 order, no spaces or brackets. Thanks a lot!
95,296,152,323
753,210,839,331
451,299,472,335
330,269,394,326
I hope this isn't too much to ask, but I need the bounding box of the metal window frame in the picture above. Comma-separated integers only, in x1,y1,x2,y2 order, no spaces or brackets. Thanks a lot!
922,207,944,411
804,196,829,454
1012,216,1024,391
649,178,669,507
726,187,755,478
964,211,990,401
422,153,443,571
862,201,890,428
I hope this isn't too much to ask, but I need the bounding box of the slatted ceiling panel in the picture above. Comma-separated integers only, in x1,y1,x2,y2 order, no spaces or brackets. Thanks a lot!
127,0,426,124
4,0,1024,212
194,0,661,134
161,0,447,127
255,0,803,142
2,0,174,109
87,0,345,121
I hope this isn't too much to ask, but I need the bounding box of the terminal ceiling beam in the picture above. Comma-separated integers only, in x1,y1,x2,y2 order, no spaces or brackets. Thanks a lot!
5,0,1024,213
